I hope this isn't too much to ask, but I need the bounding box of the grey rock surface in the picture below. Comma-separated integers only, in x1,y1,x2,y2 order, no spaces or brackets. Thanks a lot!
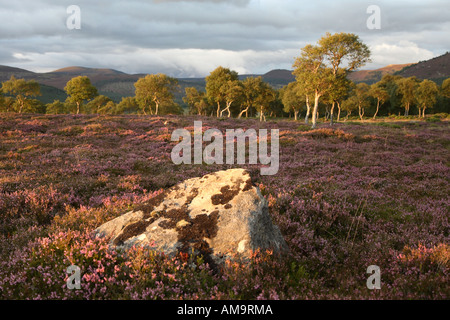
94,168,288,264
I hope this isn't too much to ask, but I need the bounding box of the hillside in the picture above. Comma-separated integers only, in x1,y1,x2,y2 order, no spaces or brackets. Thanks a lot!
0,65,36,82
348,63,413,84
261,69,295,88
395,52,450,83
52,66,126,75
1,52,448,104
0,66,296,104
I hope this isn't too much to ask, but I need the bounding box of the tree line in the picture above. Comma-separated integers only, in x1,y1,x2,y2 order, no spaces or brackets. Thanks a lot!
1,33,449,126
0,73,184,116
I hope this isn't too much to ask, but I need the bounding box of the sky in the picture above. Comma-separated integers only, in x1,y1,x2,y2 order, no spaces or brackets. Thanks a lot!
0,0,449,77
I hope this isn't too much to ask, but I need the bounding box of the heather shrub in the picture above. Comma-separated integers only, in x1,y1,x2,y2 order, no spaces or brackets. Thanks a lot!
217,250,318,300
375,122,402,128
53,125,84,136
0,185,68,235
0,229,222,300
397,243,449,273
0,114,448,300
303,128,354,140
425,116,441,123
379,244,450,299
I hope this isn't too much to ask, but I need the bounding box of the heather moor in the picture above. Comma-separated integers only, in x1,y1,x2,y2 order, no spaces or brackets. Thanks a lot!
0,1,449,301
0,111,448,299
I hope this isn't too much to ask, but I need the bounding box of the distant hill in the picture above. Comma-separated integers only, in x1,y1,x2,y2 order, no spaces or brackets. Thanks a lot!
52,66,126,75
1,52,448,104
38,84,67,104
0,65,36,82
348,52,450,85
41,67,142,92
239,69,295,89
348,63,413,84
0,66,143,103
0,67,67,104
395,52,450,84
262,69,295,88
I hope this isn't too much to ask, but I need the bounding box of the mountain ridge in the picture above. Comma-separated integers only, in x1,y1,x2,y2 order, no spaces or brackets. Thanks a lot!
1,52,448,103
394,52,450,83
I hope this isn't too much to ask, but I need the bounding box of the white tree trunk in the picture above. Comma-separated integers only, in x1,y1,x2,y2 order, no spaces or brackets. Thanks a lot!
216,102,221,117
238,106,249,119
311,93,320,129
305,95,311,124
373,99,380,120
358,102,364,121
337,102,341,122
330,101,335,126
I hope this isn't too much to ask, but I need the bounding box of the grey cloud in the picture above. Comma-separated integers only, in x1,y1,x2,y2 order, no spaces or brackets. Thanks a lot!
0,0,448,77
153,0,251,5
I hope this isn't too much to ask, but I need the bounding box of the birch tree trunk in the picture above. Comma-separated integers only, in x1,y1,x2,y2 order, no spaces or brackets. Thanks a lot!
330,101,335,126
216,102,221,117
337,102,341,122
238,106,249,119
311,93,320,129
305,95,311,124
358,103,364,121
404,103,410,116
373,99,380,120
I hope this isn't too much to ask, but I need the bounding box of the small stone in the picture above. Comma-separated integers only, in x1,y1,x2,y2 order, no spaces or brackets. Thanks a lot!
237,239,248,253
176,219,191,228
137,234,146,241
150,211,160,218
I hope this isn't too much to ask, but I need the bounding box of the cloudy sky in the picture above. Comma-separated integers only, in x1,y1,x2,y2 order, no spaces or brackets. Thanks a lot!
0,0,449,77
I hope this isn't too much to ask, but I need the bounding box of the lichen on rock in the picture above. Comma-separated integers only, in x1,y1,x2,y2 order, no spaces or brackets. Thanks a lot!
94,168,288,265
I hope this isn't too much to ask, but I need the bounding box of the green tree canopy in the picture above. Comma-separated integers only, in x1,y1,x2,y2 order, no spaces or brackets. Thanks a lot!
353,82,371,120
324,72,352,123
64,76,98,114
1,76,41,113
319,32,371,124
184,87,208,116
220,80,243,117
239,76,265,119
205,66,239,117
45,100,68,114
415,79,439,118
254,81,276,122
293,44,334,128
397,76,419,116
281,82,305,121
86,95,113,114
319,32,371,75
369,82,389,119
134,73,178,116
116,97,140,114
293,32,370,128
441,78,450,99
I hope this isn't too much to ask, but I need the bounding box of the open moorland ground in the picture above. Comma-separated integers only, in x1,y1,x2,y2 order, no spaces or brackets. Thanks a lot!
0,113,448,299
